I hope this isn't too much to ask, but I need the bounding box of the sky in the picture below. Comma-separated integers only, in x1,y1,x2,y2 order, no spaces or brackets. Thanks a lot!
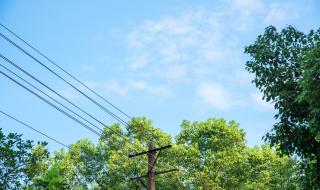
0,0,319,151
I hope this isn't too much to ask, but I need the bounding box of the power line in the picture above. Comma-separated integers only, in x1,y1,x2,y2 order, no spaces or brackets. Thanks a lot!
0,53,107,131
0,110,69,148
0,31,129,126
0,25,182,188
0,54,131,144
0,25,164,173
0,64,175,187
0,54,128,142
0,60,103,133
0,57,142,158
0,54,167,173
0,26,145,150
0,69,102,137
0,23,132,120
0,53,125,138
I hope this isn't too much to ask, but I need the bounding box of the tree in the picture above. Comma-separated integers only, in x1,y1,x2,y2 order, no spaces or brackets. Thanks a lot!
53,118,175,189
31,163,70,190
25,143,50,184
175,118,301,190
244,25,320,188
48,117,301,189
297,44,320,187
175,119,247,189
0,128,33,189
0,128,48,189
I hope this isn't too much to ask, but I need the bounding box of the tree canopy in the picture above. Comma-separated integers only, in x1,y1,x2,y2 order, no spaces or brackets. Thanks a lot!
0,128,48,189
1,117,302,189
245,25,320,188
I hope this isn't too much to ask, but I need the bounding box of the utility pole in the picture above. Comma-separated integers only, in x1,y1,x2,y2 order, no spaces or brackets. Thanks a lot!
147,142,156,190
129,142,178,190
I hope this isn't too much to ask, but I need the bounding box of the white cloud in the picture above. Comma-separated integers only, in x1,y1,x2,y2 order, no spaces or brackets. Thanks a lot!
103,80,128,96
251,92,273,110
155,64,188,81
128,80,174,97
147,84,174,97
197,82,236,110
45,88,81,101
128,80,146,90
121,0,305,108
81,81,99,90
81,65,96,73
129,54,150,70
264,3,299,25
230,0,265,32
126,9,241,81
98,80,173,98
232,0,264,16
231,71,253,85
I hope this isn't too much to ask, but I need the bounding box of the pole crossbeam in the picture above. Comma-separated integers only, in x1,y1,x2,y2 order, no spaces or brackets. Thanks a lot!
129,142,177,190
128,145,172,158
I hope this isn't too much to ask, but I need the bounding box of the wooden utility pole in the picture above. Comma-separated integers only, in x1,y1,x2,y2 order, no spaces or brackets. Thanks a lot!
147,142,156,190
129,142,178,190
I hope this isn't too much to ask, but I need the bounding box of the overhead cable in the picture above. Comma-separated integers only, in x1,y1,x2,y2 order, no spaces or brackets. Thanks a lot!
0,25,160,168
0,61,103,133
0,31,129,126
0,23,132,120
0,69,102,136
0,110,69,148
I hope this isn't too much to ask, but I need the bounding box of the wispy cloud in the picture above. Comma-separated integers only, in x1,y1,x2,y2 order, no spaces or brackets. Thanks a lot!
232,0,264,16
197,82,241,110
155,64,189,82
59,88,81,100
264,3,299,26
120,0,304,109
128,54,150,70
81,65,96,73
127,80,146,90
126,9,242,82
146,84,174,97
103,80,129,96
251,92,273,110
88,80,174,98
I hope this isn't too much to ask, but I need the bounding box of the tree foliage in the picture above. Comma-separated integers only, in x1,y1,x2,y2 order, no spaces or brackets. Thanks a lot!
41,118,301,189
0,128,48,189
245,25,320,188
1,117,303,189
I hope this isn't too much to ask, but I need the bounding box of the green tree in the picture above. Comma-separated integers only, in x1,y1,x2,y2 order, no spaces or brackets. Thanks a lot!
0,128,33,189
244,25,320,188
49,118,301,189
243,145,301,190
0,128,49,189
25,143,50,184
31,163,70,190
175,118,301,190
297,44,320,187
175,119,247,189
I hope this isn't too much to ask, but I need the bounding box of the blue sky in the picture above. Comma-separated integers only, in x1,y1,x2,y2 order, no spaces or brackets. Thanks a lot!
0,0,319,151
